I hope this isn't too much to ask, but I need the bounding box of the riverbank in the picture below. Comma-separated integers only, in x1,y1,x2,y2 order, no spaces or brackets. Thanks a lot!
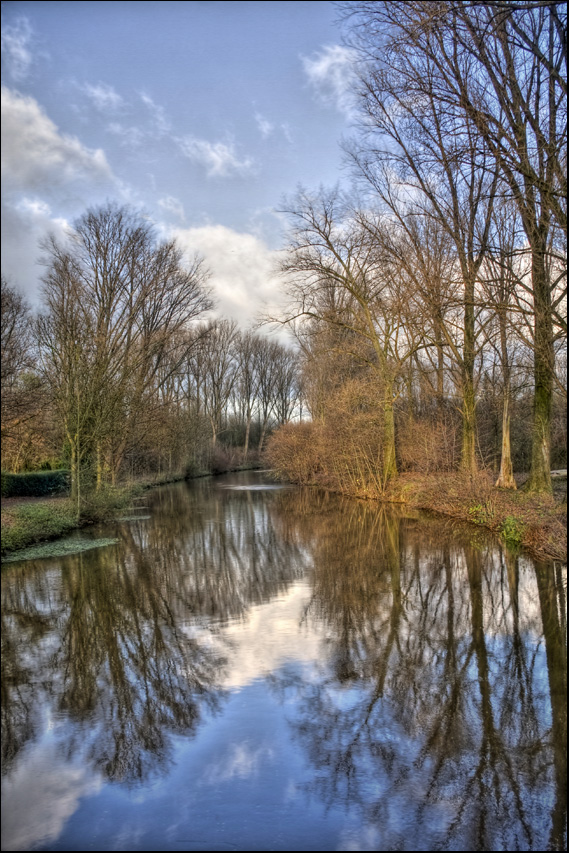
1,463,264,559
1,484,142,557
265,466,566,562
383,471,566,561
2,468,566,563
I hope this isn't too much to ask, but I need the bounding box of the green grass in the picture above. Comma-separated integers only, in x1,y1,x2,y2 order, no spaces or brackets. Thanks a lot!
1,500,79,555
498,515,525,547
1,483,143,559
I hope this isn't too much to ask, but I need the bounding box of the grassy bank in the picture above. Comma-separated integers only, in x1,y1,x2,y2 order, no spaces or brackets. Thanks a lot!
1,485,141,557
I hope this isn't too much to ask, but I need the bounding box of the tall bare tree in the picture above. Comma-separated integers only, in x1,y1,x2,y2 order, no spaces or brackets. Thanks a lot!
37,204,211,505
342,0,567,489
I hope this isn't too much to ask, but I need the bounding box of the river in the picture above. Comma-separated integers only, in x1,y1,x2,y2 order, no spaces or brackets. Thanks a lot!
1,471,567,851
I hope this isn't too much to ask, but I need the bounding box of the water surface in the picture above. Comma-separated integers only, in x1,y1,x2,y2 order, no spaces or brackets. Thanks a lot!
1,471,567,851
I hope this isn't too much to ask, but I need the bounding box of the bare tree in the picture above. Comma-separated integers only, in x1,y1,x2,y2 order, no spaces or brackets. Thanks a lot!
37,204,212,505
1,277,36,439
342,0,566,490
278,188,429,484
199,318,239,446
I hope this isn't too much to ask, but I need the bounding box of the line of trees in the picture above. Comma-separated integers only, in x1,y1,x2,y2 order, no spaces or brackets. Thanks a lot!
1,205,300,509
268,0,566,495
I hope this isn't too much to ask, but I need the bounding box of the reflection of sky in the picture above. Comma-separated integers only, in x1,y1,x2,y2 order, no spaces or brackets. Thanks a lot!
221,581,322,690
1,736,102,851
3,572,556,852
1,485,564,852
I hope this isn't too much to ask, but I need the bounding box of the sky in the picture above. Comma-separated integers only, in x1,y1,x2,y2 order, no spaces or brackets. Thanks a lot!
1,0,359,329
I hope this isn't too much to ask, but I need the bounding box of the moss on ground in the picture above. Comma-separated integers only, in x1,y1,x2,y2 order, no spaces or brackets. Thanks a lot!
2,537,120,565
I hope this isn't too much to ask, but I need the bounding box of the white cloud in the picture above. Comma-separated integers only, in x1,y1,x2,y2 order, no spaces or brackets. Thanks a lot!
177,135,255,178
105,92,171,149
171,223,285,328
1,17,34,81
302,44,358,118
255,112,275,139
107,122,146,148
1,86,113,193
139,91,171,135
158,195,185,221
83,82,124,112
1,87,117,301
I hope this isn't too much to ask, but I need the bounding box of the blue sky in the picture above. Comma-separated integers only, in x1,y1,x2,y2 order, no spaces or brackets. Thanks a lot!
1,1,358,326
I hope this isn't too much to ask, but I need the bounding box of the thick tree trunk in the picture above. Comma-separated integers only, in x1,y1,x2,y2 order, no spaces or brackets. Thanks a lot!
525,252,553,494
460,376,478,475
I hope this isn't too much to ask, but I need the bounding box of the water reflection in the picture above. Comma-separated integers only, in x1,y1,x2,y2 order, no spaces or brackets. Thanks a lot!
1,477,307,788
269,491,567,851
1,475,567,852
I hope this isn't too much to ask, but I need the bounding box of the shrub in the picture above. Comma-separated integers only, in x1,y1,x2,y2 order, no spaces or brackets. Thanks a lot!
264,422,323,485
397,416,459,474
499,515,525,547
1,470,70,498
208,444,237,475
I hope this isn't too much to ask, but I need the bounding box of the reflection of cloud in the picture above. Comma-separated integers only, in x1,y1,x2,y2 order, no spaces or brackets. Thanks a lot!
339,825,384,851
204,742,275,784
171,223,286,328
0,738,103,851
177,135,254,178
1,86,113,192
222,581,319,689
1,17,34,81
302,44,358,118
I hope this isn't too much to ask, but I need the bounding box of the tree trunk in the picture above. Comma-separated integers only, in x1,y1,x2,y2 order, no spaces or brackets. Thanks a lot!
96,443,103,491
243,409,252,456
258,420,268,455
525,251,553,494
382,382,397,484
69,434,79,504
495,391,516,489
460,286,478,474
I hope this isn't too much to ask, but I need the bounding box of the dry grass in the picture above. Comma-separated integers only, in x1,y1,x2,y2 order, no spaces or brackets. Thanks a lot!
387,471,567,560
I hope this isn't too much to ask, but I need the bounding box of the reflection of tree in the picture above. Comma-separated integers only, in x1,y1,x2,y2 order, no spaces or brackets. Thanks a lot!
1,478,309,786
534,559,567,852
55,541,224,783
142,479,308,621
1,568,64,774
271,498,566,851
